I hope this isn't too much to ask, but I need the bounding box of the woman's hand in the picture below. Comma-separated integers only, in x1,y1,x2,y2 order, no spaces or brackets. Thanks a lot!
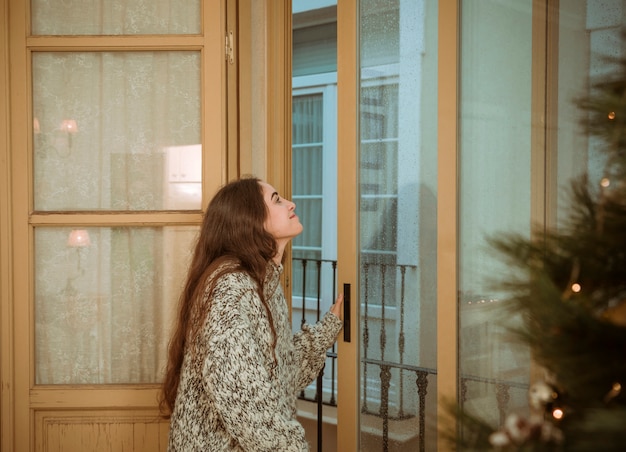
330,293,344,319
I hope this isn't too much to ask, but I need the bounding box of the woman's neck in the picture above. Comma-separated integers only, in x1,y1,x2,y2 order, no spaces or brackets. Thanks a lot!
272,252,283,265
273,242,286,265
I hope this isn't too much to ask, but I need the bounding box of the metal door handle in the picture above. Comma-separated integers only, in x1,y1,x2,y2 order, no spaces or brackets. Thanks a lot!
343,283,351,342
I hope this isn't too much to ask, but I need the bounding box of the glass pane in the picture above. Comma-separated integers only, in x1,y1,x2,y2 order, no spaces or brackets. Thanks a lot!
35,226,198,384
292,94,324,300
32,52,202,211
556,2,622,219
31,0,201,35
291,4,340,442
359,0,438,450
293,22,337,76
458,0,533,433
458,1,626,444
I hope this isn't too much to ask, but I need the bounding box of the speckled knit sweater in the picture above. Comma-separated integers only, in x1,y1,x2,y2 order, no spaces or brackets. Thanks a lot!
167,261,342,451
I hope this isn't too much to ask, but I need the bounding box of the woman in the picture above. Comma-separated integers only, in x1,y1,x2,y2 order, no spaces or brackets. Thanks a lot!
160,176,343,451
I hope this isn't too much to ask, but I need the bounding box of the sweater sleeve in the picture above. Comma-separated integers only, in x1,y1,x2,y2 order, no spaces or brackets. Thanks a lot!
202,284,309,452
292,312,343,391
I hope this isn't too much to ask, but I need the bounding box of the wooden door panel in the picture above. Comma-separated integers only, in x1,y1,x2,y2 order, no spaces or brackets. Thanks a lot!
35,410,169,452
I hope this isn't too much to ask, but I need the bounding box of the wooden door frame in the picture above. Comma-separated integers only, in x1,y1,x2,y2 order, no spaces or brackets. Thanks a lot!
336,0,360,450
436,0,460,447
8,0,30,446
236,0,294,301
0,0,14,449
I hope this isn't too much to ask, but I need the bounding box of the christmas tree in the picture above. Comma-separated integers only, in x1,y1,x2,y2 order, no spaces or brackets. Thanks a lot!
450,54,626,450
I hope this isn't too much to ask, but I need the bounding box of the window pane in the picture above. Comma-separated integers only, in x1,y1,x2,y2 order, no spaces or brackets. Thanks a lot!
458,0,533,429
556,2,620,220
35,226,198,384
292,94,324,299
32,52,202,211
359,0,439,448
31,0,201,35
458,0,626,437
293,22,337,77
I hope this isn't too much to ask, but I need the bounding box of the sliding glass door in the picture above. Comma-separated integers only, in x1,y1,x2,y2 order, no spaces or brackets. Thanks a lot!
295,0,625,450
293,0,440,450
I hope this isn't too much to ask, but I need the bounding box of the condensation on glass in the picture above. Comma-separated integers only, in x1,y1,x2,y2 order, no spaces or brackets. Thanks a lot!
31,0,201,35
359,0,438,450
32,51,202,211
34,226,199,384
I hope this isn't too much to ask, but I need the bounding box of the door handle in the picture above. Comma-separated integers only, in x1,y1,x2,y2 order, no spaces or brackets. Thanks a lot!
343,283,351,342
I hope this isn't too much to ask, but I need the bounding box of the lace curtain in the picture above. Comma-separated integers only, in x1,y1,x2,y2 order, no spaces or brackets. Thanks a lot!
32,4,202,384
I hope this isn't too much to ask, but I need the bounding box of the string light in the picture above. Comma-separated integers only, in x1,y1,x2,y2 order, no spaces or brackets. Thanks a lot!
571,283,581,293
608,111,616,120
552,408,564,420
600,178,610,188
466,298,499,305
604,382,622,404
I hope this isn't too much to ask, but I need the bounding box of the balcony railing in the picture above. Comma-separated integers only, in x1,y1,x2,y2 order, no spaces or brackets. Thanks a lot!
292,257,528,452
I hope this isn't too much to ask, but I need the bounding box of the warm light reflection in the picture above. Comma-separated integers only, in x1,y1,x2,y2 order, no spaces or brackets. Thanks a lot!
67,229,91,247
60,119,78,133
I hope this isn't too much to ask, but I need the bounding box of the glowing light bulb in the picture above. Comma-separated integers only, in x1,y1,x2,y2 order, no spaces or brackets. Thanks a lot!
608,111,616,120
600,178,610,188
571,283,581,293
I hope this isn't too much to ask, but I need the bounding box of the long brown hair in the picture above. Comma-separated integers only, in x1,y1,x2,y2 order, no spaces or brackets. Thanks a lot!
159,177,278,418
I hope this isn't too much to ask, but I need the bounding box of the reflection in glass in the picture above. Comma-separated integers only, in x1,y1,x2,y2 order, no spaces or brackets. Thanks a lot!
34,226,198,384
32,51,202,211
31,0,201,36
458,0,533,432
458,0,626,439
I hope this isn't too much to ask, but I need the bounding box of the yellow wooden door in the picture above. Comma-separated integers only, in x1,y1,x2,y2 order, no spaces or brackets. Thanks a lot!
4,0,228,450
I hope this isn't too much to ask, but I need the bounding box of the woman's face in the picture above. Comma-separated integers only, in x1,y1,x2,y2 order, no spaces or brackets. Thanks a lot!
260,181,303,244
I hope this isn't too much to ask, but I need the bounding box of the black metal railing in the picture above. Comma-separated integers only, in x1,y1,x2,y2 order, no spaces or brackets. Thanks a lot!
459,374,529,426
292,257,337,452
292,257,528,452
